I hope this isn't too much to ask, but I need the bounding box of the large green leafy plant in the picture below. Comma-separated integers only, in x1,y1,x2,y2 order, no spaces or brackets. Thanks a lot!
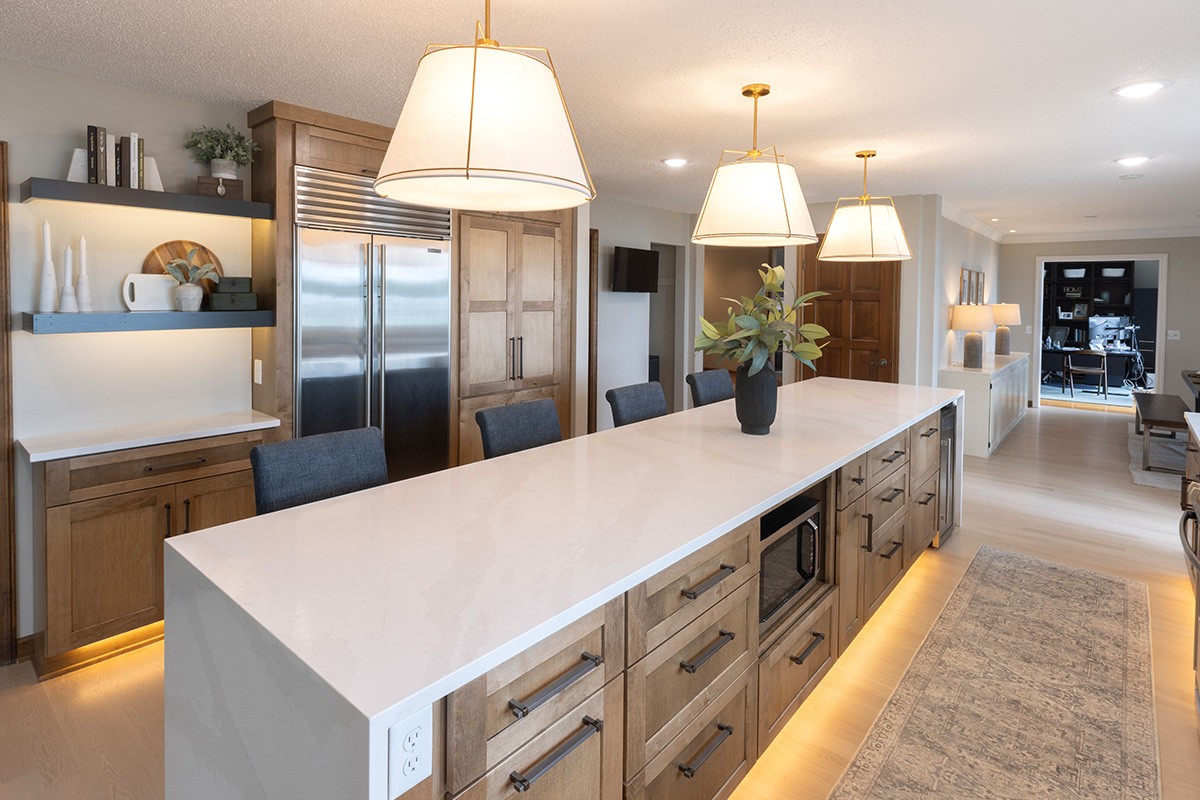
162,248,220,286
184,124,261,166
695,264,828,376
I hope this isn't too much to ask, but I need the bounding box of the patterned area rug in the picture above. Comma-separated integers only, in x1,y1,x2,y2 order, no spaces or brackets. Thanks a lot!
829,546,1160,800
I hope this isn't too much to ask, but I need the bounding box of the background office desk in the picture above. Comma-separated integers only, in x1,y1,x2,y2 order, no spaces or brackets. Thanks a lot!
1041,347,1135,389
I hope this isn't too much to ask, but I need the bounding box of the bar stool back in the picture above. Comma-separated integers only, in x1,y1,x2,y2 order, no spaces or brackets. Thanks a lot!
605,382,668,427
686,370,735,407
250,427,389,515
476,398,562,459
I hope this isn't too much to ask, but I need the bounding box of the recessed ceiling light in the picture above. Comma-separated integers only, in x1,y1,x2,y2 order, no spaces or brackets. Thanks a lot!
1084,215,1098,219
990,218,1000,222
1008,229,1016,233
1118,174,1144,180
662,158,688,168
1112,80,1169,98
1116,156,1149,167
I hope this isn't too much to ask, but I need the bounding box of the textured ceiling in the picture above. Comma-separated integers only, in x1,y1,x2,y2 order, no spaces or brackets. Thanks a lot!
3,0,1199,240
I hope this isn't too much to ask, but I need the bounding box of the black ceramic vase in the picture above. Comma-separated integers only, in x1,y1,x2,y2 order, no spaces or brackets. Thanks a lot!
735,364,777,435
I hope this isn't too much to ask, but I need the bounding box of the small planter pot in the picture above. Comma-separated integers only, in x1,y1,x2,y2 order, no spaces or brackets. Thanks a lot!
210,158,238,180
735,363,778,435
174,283,204,312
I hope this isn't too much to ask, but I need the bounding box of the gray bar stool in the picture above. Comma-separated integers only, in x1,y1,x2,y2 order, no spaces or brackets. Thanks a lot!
686,370,735,407
605,382,668,427
476,398,562,459
250,427,389,515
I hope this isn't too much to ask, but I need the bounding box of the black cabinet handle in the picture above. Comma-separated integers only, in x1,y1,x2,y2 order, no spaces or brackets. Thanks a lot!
789,631,826,666
183,499,191,533
861,512,875,553
680,630,735,674
510,716,602,792
164,503,172,538
678,723,734,779
881,488,905,503
880,541,903,560
508,652,603,719
681,564,736,600
882,450,906,464
509,337,516,380
145,456,207,473
850,476,866,485
918,492,936,506
518,336,524,380
920,427,938,438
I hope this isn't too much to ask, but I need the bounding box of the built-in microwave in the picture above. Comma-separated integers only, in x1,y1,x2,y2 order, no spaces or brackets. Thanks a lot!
758,488,830,639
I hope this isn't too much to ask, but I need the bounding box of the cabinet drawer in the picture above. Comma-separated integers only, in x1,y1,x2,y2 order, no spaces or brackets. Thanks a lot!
906,471,939,563
861,512,908,620
44,431,265,506
625,666,757,800
452,680,623,800
866,428,909,486
626,578,757,777
757,588,837,751
446,597,625,793
626,521,755,665
864,466,908,533
835,454,868,510
909,412,940,485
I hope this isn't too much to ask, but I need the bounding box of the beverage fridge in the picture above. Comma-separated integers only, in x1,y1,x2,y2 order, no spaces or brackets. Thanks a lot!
293,167,453,481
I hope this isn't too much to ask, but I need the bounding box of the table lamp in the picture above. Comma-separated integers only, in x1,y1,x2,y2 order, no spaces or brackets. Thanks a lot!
991,303,1021,355
950,304,994,369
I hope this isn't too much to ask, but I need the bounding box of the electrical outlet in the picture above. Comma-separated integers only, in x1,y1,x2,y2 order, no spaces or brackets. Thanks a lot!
1167,330,1181,341
1025,326,1032,335
253,359,263,385
388,704,433,798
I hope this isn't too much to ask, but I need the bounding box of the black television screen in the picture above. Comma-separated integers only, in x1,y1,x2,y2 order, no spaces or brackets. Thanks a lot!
612,246,659,293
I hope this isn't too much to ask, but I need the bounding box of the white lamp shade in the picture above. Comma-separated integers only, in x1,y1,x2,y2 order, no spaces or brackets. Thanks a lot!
817,201,912,262
991,303,1022,326
691,159,817,247
950,303,995,332
375,45,593,212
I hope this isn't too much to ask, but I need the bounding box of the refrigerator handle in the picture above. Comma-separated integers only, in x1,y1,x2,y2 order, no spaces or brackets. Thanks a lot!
364,242,373,430
378,244,387,439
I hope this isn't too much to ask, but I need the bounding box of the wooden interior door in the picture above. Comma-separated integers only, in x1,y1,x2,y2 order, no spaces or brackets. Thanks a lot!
514,222,562,389
800,243,900,382
460,215,516,397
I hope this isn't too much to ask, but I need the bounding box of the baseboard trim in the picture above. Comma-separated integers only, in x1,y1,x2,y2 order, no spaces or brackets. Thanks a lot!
33,622,163,681
15,633,36,662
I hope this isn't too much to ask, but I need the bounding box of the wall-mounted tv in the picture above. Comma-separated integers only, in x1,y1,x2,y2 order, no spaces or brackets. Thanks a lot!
612,246,659,293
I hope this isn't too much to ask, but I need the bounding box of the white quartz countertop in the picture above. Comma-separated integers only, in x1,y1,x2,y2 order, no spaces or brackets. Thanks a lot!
18,410,281,462
1186,412,1199,442
941,351,1029,376
167,378,961,724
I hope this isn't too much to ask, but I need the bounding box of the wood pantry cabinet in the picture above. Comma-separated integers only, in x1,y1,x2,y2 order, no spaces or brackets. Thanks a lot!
37,432,259,677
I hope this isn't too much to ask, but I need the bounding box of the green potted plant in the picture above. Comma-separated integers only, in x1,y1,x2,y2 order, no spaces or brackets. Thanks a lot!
184,124,260,180
163,248,220,311
694,264,828,434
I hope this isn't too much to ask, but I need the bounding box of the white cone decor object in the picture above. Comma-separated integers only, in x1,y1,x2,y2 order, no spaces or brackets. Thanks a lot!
38,220,58,313
374,1,594,212
58,245,79,313
76,235,94,312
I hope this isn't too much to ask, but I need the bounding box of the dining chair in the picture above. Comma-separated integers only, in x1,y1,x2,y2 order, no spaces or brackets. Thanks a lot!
476,398,562,459
685,369,736,408
605,381,668,427
1066,350,1108,399
250,427,389,515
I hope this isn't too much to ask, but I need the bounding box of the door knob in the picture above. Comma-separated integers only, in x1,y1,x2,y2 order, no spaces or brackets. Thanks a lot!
871,358,889,366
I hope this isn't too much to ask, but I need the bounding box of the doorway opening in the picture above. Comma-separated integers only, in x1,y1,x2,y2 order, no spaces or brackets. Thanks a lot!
648,243,684,412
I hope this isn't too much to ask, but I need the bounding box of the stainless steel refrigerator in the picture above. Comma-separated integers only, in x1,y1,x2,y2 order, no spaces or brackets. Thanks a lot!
294,167,452,481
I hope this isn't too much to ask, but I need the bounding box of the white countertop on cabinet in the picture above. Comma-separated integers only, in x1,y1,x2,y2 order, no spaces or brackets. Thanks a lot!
941,352,1029,376
18,410,281,462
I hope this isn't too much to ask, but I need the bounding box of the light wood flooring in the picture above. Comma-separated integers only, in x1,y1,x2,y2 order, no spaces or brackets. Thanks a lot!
0,406,1197,799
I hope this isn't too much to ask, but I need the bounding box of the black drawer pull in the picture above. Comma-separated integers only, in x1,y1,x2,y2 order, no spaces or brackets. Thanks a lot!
508,652,603,719
850,476,866,485
681,564,736,600
183,499,191,533
920,427,938,438
679,723,735,779
861,512,875,553
918,492,936,506
881,487,905,503
145,456,208,473
882,450,906,464
510,716,603,792
880,541,903,560
680,630,735,674
789,631,826,665
164,503,172,538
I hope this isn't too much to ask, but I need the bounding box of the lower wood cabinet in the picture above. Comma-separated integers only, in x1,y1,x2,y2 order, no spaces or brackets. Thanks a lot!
624,666,758,800
906,471,939,563
861,511,908,620
757,588,838,751
835,497,866,654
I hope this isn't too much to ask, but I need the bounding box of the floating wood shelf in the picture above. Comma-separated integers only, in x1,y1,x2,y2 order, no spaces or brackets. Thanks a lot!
19,311,275,334
20,177,273,220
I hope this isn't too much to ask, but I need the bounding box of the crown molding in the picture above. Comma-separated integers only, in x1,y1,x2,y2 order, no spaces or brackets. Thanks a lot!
940,202,1007,243
1002,226,1200,245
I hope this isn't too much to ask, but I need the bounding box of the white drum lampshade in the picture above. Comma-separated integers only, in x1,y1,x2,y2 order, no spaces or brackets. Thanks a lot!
991,303,1021,355
375,40,594,212
950,304,994,369
692,156,817,247
816,151,912,262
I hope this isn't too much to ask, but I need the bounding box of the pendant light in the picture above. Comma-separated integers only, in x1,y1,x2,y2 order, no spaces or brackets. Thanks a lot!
374,0,595,212
691,84,817,247
817,151,911,262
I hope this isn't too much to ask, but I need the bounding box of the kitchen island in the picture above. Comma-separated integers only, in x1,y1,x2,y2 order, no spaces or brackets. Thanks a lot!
165,377,963,800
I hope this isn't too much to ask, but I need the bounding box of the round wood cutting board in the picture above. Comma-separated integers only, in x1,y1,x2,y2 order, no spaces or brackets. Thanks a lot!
142,240,224,293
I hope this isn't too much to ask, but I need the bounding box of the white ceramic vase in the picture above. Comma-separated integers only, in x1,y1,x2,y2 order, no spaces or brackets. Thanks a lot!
175,283,204,312
210,158,237,180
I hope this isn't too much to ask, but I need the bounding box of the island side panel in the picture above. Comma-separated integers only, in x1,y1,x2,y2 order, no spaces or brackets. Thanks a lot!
165,547,371,800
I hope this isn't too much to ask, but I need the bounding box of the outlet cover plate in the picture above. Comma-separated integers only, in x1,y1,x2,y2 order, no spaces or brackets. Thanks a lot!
388,704,433,798
1167,330,1181,340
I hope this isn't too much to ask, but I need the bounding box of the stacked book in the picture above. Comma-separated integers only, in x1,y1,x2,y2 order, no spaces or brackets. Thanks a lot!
84,125,152,189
